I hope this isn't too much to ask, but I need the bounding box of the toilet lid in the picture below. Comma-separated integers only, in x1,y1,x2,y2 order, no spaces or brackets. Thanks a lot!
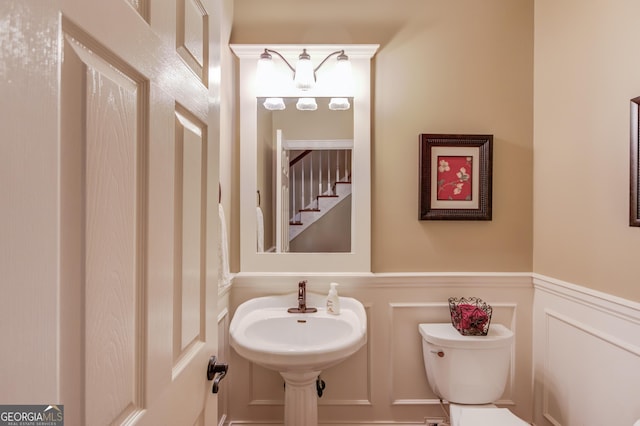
459,408,529,426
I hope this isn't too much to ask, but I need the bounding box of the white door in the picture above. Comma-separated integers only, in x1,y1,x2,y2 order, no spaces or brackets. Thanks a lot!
275,129,290,253
0,1,223,424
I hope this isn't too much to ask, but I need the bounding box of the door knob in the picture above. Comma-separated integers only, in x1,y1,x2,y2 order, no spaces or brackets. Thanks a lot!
207,356,228,394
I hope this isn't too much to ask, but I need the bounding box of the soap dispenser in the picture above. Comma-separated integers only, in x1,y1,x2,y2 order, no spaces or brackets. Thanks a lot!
326,282,340,315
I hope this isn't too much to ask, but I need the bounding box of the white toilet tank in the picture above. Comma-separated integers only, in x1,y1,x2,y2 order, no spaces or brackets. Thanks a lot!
419,323,514,404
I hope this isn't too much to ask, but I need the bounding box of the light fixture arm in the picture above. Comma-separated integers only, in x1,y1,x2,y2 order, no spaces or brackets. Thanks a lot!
262,48,348,77
313,50,347,73
262,49,296,75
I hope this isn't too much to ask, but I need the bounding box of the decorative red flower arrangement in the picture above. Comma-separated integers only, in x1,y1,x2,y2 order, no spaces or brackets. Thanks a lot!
448,297,493,336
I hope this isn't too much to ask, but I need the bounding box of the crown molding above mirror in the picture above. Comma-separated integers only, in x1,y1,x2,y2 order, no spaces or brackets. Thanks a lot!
231,44,379,273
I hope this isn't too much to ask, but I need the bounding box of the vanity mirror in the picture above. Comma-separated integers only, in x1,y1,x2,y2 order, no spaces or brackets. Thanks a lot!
231,44,379,272
257,96,353,254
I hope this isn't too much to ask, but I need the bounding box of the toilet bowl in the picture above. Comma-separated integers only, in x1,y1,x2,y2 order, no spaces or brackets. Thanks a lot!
419,323,528,425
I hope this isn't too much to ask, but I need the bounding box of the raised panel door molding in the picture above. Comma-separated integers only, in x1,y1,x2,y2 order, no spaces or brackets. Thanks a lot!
176,0,209,85
62,20,149,425
126,0,149,23
172,104,208,379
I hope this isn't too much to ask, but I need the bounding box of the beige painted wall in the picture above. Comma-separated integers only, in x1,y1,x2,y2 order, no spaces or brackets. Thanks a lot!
231,0,534,273
534,0,640,302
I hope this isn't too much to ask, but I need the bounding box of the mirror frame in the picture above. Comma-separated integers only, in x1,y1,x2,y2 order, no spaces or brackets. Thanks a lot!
231,44,378,273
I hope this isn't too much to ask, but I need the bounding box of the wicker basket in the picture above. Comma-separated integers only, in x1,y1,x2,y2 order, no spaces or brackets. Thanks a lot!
448,297,493,336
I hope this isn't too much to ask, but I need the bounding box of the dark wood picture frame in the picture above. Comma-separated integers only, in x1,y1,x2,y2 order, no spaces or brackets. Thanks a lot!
630,97,640,226
419,134,493,220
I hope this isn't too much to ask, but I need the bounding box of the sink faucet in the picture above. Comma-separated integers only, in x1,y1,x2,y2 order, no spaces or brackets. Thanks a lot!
287,280,318,313
298,280,307,309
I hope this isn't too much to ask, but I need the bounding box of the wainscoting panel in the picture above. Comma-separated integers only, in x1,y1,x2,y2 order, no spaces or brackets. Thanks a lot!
225,273,533,425
390,303,449,405
533,275,640,426
390,302,518,406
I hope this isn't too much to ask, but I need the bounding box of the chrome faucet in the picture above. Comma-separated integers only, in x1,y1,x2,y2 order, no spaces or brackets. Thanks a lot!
287,280,318,313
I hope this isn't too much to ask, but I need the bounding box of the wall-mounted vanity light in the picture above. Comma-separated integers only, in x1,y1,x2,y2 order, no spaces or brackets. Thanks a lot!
256,48,353,111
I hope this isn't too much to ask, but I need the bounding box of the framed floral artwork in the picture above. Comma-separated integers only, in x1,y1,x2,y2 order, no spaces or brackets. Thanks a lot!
630,97,640,227
419,134,493,220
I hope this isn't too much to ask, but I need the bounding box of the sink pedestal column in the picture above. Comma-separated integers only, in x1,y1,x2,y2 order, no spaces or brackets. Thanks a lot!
280,370,321,426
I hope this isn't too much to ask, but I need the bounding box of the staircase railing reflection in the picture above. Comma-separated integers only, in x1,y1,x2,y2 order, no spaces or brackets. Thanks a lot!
289,149,351,226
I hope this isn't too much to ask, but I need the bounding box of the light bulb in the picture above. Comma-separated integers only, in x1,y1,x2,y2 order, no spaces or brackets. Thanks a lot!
294,49,315,90
256,50,275,92
333,53,353,95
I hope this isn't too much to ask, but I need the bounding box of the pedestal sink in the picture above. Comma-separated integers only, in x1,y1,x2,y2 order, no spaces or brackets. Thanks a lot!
229,291,367,426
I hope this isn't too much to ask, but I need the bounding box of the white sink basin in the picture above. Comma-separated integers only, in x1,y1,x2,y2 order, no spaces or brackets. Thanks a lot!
229,292,367,372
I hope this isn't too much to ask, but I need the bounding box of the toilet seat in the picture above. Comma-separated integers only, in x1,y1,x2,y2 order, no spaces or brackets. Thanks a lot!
457,407,529,426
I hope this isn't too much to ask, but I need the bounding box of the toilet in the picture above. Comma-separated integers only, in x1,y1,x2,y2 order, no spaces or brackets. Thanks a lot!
418,323,529,426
